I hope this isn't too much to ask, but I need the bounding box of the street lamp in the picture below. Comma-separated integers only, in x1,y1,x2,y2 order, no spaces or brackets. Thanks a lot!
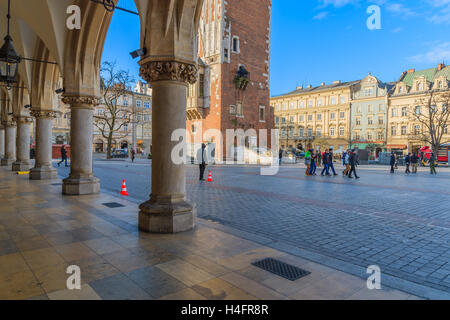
0,0,21,90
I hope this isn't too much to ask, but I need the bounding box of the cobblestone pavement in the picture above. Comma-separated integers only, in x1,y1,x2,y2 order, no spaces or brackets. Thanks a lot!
55,160,450,296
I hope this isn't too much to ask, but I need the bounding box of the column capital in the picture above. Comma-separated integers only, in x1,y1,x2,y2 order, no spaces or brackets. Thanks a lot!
5,120,17,127
14,116,34,124
30,110,58,119
139,60,198,85
62,94,101,110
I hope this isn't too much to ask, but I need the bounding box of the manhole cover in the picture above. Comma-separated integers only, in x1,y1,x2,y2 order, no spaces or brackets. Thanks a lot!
102,202,125,208
252,258,310,281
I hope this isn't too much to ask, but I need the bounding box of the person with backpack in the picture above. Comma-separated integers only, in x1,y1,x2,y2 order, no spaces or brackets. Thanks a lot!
348,150,360,179
57,145,68,167
321,150,330,176
328,148,338,176
390,152,396,173
309,150,317,175
411,152,419,174
430,152,437,175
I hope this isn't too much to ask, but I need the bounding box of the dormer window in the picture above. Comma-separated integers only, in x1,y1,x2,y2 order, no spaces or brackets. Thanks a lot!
399,86,404,94
417,83,424,91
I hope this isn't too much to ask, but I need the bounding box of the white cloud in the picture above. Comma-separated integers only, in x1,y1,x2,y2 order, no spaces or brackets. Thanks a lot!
391,27,403,33
313,11,330,20
386,3,416,16
318,0,359,7
410,42,450,64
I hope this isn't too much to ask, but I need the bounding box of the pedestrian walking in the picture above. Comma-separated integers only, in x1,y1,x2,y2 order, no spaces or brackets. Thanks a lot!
197,143,208,181
405,153,411,174
343,149,351,176
390,152,396,173
342,150,347,167
411,152,419,174
131,148,136,163
279,149,283,166
316,149,322,167
348,150,360,179
309,150,317,175
430,152,437,175
57,145,68,167
328,149,338,176
305,149,311,176
321,150,330,176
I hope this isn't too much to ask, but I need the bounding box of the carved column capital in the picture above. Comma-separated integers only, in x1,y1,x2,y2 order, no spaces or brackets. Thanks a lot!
5,120,17,127
14,116,34,124
139,61,198,84
30,110,58,119
62,95,101,110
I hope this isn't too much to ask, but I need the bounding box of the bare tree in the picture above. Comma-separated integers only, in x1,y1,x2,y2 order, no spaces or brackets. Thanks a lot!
409,91,450,154
94,61,135,159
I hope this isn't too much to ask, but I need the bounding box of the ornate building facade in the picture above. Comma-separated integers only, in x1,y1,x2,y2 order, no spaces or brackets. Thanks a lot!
271,80,359,153
185,0,274,161
387,63,450,154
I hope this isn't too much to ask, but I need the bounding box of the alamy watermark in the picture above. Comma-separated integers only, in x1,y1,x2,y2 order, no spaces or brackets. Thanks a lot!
366,265,382,290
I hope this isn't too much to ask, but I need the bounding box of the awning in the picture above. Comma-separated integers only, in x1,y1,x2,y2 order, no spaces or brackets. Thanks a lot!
385,144,407,149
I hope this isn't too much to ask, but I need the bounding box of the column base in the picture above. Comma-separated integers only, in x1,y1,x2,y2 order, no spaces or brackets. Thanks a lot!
12,162,32,172
1,159,15,166
30,167,58,180
138,199,196,233
62,176,100,195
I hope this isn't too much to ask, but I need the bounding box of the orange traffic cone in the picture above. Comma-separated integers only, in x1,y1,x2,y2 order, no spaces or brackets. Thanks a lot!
120,179,129,196
206,170,213,182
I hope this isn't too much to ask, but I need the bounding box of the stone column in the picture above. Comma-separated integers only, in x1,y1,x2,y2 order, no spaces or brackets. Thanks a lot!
0,126,4,160
61,95,100,195
1,121,17,166
12,117,33,171
138,61,198,233
29,110,58,180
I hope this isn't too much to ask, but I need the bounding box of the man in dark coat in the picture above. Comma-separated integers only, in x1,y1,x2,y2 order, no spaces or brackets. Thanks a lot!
348,150,360,179
411,152,419,173
57,145,68,167
390,152,396,173
405,153,411,174
197,143,208,181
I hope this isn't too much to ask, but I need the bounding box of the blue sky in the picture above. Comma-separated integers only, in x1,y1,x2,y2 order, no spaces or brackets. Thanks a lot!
102,0,450,96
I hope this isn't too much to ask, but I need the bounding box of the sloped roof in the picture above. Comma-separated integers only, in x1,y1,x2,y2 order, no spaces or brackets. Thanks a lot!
272,80,360,98
400,66,450,87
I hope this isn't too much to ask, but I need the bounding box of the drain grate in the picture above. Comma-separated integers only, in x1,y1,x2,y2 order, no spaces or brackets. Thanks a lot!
252,258,310,281
102,202,125,208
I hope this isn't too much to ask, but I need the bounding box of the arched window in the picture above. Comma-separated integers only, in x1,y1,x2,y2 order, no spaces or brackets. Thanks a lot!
330,126,335,137
415,106,421,115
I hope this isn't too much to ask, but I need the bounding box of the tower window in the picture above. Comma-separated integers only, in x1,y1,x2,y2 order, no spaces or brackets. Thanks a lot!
232,36,240,53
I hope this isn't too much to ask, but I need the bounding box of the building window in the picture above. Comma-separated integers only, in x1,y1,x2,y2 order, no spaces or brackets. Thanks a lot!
402,107,407,117
232,36,240,53
355,133,361,140
340,96,346,104
299,127,304,137
307,128,313,137
136,100,141,108
379,104,384,112
97,109,102,116
299,101,304,108
399,86,404,93
330,112,335,120
367,132,373,140
316,127,322,137
281,117,286,124
331,97,336,105
377,132,384,140
289,102,295,110
317,114,322,121
290,115,295,123
330,127,335,136
391,125,397,136
378,116,384,125
199,74,205,97
230,105,236,114
415,106,421,115
418,83,423,91
308,100,313,107
191,124,197,134
357,106,362,113
144,102,150,109
124,124,128,132
224,48,229,59
259,105,265,121
392,108,398,117
308,115,313,122
275,116,279,124
444,125,448,134
299,115,304,122
282,103,287,111
339,126,345,136
401,126,407,135
317,99,322,106
368,104,373,113
144,115,150,121
365,88,373,96
356,118,361,126
237,103,243,116
414,125,421,135
123,98,128,106
368,117,373,125
340,112,345,119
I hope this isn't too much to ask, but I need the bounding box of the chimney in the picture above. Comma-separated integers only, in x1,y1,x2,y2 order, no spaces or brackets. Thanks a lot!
307,84,312,89
321,82,325,86
408,68,415,73
333,80,341,84
438,63,445,71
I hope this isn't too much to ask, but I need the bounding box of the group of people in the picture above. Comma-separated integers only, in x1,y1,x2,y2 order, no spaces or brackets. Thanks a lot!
303,149,360,179
391,151,437,175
